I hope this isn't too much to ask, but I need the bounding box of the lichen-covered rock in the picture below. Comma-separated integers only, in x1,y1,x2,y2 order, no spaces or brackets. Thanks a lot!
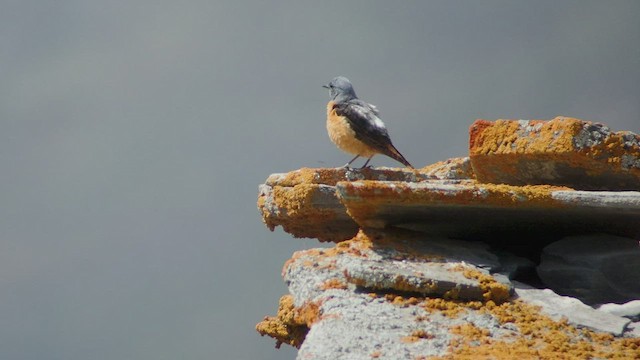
259,168,640,242
419,157,475,180
336,180,640,240
469,116,640,190
257,167,431,242
260,233,640,359
256,119,640,359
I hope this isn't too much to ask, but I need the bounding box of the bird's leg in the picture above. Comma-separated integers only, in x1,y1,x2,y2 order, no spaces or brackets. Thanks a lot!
360,156,374,169
343,154,360,169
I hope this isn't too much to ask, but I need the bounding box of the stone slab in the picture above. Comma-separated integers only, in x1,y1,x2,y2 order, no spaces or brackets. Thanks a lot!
514,286,630,336
336,181,640,240
469,117,640,190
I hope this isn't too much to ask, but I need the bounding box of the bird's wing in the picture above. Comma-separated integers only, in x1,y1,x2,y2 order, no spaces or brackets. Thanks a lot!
334,100,393,153
367,102,380,116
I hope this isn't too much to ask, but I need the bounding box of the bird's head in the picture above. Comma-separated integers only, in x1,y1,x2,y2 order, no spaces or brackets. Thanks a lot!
323,76,357,102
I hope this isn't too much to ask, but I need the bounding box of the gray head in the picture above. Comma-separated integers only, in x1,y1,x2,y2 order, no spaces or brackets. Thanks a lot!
323,76,358,102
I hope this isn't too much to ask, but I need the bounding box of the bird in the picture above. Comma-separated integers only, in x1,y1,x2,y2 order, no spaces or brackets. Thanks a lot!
323,76,413,169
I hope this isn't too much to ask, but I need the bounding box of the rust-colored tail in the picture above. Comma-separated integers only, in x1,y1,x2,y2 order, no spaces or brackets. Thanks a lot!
385,144,413,168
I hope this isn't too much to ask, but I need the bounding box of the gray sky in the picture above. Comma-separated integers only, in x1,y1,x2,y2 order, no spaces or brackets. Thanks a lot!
1,1,638,359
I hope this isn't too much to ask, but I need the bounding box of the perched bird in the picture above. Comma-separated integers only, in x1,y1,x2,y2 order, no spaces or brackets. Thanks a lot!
323,76,413,169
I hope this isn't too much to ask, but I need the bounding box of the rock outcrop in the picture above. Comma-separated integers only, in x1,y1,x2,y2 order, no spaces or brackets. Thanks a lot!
469,116,640,190
257,117,640,359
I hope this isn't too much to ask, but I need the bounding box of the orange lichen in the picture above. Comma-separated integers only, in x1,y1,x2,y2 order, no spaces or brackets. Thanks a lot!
469,117,640,190
319,278,348,290
423,298,472,318
255,295,309,349
428,299,640,360
469,117,583,156
256,294,325,350
258,182,359,242
455,266,512,303
402,329,435,343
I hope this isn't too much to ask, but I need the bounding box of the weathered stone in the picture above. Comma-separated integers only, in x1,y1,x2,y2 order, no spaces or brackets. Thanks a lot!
514,286,631,336
284,231,511,304
258,183,357,242
627,322,640,338
261,235,640,358
469,117,640,190
598,300,640,321
257,119,640,358
258,167,433,242
420,156,475,180
259,167,640,242
336,180,640,240
537,234,640,305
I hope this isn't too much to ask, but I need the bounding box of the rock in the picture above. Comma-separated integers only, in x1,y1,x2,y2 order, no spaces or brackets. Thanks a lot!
514,286,630,336
260,236,640,358
598,300,640,321
259,168,640,243
284,231,512,304
537,234,640,304
257,119,640,358
258,182,358,242
493,251,536,280
257,167,432,242
420,156,475,180
469,117,640,190
627,321,640,338
336,180,640,240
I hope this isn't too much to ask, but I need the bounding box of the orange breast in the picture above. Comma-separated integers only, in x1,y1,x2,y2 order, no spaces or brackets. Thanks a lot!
326,101,377,157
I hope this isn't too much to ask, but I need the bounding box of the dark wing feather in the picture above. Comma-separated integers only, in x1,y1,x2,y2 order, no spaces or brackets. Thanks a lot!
334,99,413,168
334,100,392,153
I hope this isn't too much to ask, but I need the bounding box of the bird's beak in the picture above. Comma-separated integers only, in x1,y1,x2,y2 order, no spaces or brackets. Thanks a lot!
322,84,330,89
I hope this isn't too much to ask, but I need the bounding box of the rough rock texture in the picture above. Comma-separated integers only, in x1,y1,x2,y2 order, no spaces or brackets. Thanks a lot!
259,169,640,242
514,285,630,336
256,232,640,359
537,234,640,305
337,181,640,241
258,167,430,242
598,300,640,321
469,116,640,190
420,157,475,180
257,117,640,359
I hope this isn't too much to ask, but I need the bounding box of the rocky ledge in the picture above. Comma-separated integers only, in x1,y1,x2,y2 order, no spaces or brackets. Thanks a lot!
256,117,640,359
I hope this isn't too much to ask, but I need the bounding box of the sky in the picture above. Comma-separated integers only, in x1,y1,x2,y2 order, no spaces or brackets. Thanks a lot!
1,1,639,359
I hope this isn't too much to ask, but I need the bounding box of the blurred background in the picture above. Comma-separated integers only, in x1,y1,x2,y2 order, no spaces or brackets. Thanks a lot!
1,1,638,359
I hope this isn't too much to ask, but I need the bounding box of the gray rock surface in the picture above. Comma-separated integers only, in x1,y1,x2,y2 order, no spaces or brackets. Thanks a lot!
336,181,640,240
284,235,511,306
345,258,493,301
626,322,640,338
283,240,517,359
598,300,640,321
514,286,630,336
259,168,640,242
537,234,640,304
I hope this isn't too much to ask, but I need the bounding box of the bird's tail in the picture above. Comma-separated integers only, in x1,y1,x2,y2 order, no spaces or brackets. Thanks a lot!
385,144,414,168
